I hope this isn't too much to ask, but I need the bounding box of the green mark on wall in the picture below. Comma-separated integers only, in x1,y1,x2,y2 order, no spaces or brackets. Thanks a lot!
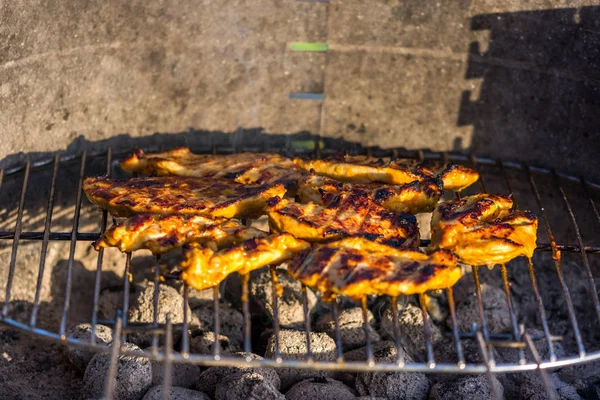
289,42,329,52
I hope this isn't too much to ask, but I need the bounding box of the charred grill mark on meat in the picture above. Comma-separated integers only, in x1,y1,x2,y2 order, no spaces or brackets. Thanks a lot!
288,237,461,299
83,176,285,218
121,147,302,188
93,214,267,254
294,155,479,192
298,174,443,214
266,195,420,248
180,233,310,291
429,194,538,267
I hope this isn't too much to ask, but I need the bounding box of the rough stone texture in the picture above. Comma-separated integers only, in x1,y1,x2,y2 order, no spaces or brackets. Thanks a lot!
143,386,210,400
433,338,502,367
83,342,152,400
189,330,242,355
356,398,387,400
196,352,280,398
450,284,513,334
148,347,200,389
380,303,442,361
98,286,131,321
558,360,600,397
520,374,581,400
65,323,113,372
285,378,357,400
248,266,318,329
127,282,194,347
355,343,430,400
265,329,337,392
193,300,244,350
429,375,504,400
343,341,399,363
215,372,285,400
316,307,380,352
187,288,216,310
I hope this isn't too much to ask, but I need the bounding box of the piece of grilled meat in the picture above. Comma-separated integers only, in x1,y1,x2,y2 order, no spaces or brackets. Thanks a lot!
121,147,302,188
429,194,538,267
180,233,310,291
294,155,479,192
83,176,285,218
93,214,267,254
288,237,461,300
298,173,443,214
266,195,419,248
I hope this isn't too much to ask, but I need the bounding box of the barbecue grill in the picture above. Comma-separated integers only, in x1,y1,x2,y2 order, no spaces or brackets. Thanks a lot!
0,138,599,399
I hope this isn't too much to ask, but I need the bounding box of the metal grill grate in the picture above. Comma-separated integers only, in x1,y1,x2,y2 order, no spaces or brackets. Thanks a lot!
1,143,600,400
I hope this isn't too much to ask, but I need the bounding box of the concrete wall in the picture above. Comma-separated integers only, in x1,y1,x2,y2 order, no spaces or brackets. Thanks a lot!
1,1,599,180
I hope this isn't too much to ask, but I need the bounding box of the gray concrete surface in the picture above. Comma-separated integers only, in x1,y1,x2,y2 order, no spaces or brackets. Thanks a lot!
1,1,600,180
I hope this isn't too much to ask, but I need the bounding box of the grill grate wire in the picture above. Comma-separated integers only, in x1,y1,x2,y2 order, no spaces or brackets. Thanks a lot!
0,144,599,400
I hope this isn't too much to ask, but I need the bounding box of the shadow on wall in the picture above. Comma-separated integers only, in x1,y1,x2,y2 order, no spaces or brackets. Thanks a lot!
458,6,600,181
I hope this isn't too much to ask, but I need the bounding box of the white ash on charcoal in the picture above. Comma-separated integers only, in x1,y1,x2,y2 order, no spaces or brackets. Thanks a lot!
356,397,387,400
265,329,338,392
215,371,285,400
343,341,398,362
324,340,396,388
429,375,504,400
448,283,514,334
285,377,357,400
558,360,600,398
520,373,580,400
192,300,244,350
431,339,501,385
187,287,216,309
355,342,430,400
98,286,137,320
248,266,318,329
83,342,152,400
147,347,200,389
142,386,210,400
127,282,197,348
212,370,283,400
65,323,113,373
495,328,566,387
380,303,442,361
189,330,242,354
310,297,362,322
315,307,380,352
196,352,280,398
433,338,498,366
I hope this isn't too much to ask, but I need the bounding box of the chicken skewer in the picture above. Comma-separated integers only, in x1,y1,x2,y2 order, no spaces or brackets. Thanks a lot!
93,214,267,254
298,173,443,214
83,176,285,218
288,237,461,300
180,233,310,291
121,147,302,188
267,195,420,248
429,194,538,267
294,154,479,192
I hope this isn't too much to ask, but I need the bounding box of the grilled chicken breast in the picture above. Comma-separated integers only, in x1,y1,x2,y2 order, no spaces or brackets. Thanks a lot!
429,194,538,267
298,174,443,214
121,147,302,188
93,214,267,254
180,233,310,291
294,155,479,192
266,195,419,248
288,237,461,299
83,176,285,218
